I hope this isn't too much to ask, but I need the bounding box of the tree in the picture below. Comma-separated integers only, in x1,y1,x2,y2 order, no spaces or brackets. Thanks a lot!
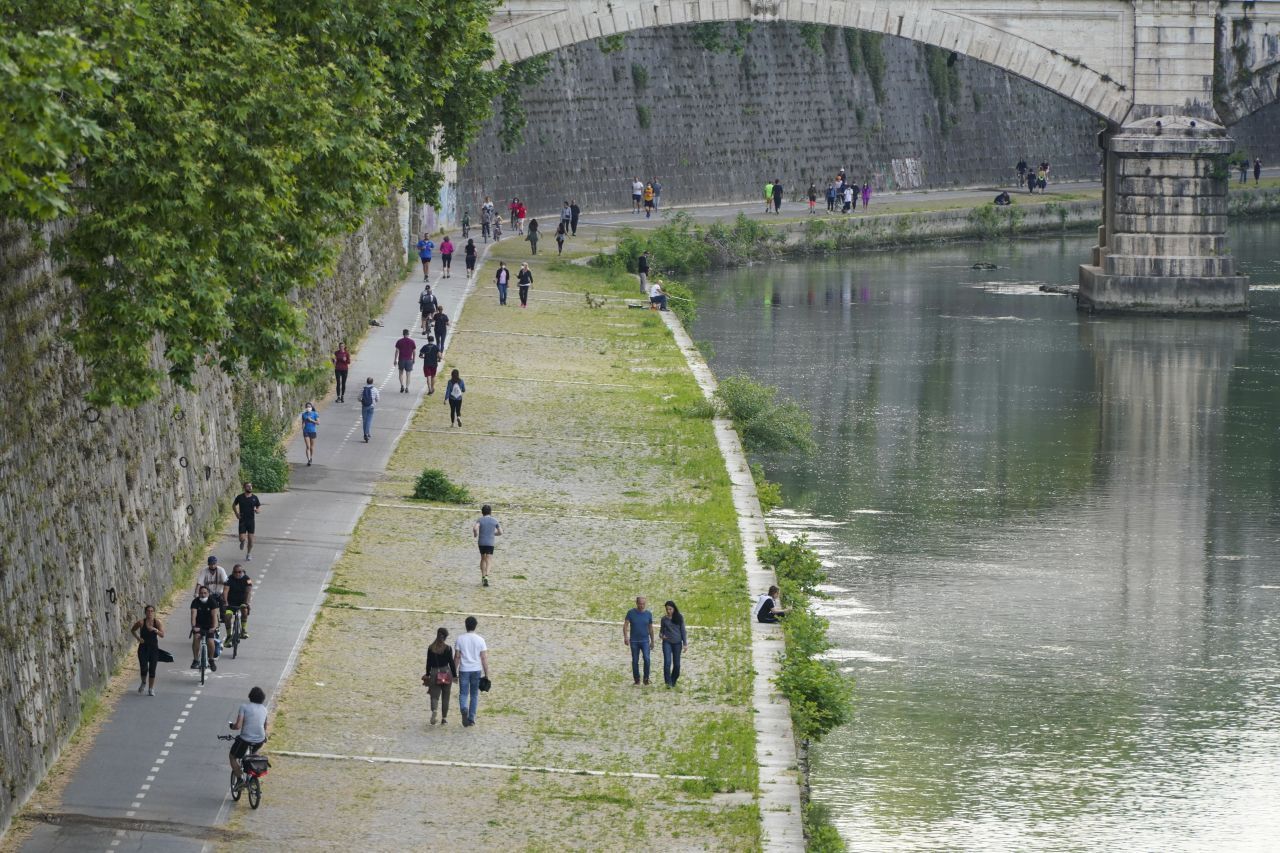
1,0,499,406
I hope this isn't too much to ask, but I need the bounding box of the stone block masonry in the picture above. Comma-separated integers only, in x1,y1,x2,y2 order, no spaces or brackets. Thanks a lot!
458,22,1107,215
0,198,405,837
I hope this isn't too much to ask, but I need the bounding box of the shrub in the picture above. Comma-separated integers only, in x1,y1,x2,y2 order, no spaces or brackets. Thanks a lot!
630,62,649,90
751,463,782,514
412,468,471,503
804,800,848,852
758,534,825,600
636,104,651,129
239,405,288,493
661,277,697,326
716,376,815,455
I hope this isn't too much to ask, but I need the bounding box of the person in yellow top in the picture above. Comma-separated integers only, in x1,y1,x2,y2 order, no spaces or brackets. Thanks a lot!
643,183,655,219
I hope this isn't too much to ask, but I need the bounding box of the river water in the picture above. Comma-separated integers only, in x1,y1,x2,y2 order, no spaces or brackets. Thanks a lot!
689,221,1280,852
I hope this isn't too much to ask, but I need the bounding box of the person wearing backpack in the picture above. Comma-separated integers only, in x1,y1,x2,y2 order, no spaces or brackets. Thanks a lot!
444,369,465,427
359,378,379,442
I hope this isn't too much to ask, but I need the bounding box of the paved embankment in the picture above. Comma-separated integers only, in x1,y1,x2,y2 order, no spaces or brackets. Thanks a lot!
221,230,797,849
9,257,475,853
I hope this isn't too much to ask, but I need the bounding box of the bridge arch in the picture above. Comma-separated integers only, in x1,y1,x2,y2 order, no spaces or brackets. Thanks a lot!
491,0,1134,124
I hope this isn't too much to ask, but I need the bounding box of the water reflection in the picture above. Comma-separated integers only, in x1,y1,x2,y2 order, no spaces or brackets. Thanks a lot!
691,230,1280,851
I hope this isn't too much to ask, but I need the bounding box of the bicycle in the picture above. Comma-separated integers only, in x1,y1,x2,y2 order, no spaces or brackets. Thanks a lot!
223,607,244,659
218,734,269,809
192,627,218,685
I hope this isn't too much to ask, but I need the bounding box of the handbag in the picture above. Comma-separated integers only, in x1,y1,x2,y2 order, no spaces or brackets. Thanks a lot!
157,648,174,663
433,668,452,686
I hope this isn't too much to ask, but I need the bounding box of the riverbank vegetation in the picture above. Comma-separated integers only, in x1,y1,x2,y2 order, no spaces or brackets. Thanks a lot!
238,404,289,493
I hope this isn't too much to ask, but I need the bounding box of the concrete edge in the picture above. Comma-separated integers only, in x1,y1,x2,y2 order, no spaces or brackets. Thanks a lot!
659,310,806,852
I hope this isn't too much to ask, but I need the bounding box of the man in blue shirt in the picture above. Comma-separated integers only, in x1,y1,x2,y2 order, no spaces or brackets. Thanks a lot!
416,232,434,280
622,597,655,685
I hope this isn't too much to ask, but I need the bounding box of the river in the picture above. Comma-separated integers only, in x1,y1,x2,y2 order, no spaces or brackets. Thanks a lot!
688,221,1280,852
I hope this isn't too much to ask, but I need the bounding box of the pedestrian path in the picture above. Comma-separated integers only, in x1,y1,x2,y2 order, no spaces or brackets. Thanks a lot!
16,257,478,853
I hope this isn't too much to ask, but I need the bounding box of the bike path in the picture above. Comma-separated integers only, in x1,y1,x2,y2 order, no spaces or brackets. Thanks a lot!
20,260,477,853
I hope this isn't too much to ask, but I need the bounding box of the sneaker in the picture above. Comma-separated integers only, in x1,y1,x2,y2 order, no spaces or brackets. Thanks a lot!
430,713,437,725
643,678,650,685
482,577,489,587
138,683,145,694
147,688,155,696
440,716,447,725
241,631,249,639
245,554,252,562
239,539,244,551
210,660,217,672
192,660,199,669
307,459,311,466
634,679,640,686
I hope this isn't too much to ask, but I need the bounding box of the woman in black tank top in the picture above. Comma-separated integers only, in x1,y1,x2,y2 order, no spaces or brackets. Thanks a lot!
131,605,165,696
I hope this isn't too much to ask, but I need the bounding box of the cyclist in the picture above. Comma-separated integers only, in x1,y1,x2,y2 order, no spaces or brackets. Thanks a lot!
190,584,219,671
228,686,269,786
196,555,228,605
225,563,253,639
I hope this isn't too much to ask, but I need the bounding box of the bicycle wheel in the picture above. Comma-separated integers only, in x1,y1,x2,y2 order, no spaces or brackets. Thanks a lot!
247,776,261,809
200,646,207,686
230,769,242,802
231,615,240,659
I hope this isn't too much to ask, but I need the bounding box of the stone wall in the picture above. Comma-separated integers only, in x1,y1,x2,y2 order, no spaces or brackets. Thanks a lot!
459,23,1109,216
0,199,404,835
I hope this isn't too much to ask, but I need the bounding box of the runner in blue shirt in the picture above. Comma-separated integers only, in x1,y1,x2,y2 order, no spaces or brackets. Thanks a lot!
301,403,318,466
416,232,434,280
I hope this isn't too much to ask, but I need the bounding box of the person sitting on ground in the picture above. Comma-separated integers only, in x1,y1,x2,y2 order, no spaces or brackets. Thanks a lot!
649,281,667,312
754,585,788,623
994,191,1011,206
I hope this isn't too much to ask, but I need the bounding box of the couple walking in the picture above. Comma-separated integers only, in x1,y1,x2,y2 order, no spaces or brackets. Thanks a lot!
423,617,491,727
622,597,688,688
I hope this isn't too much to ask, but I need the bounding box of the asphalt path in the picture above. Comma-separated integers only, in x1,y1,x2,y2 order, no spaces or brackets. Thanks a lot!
20,252,480,853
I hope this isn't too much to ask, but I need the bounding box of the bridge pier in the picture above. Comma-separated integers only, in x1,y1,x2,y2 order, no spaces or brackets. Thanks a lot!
1079,117,1249,315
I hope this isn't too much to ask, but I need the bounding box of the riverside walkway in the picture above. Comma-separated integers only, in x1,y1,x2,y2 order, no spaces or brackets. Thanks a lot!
10,225,799,851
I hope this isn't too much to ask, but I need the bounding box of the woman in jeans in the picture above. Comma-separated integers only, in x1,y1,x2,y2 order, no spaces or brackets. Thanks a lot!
660,600,687,688
425,627,456,725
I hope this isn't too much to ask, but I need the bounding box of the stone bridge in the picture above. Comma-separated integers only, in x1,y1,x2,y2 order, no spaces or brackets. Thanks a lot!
490,0,1280,314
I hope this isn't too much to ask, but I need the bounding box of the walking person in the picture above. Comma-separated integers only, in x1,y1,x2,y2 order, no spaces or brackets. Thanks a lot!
233,482,260,560
561,201,572,235
623,596,655,685
516,200,527,235
132,605,165,695
416,232,434,280
631,177,644,214
772,179,783,214
495,262,510,306
472,504,502,587
445,368,465,427
439,235,454,279
424,627,456,725
807,182,818,215
643,182,655,218
861,182,872,209
464,238,477,279
526,218,539,254
359,377,379,442
842,183,854,213
1255,157,1262,183
637,250,650,294
509,197,520,230
454,616,490,727
332,341,350,402
826,182,836,213
763,180,774,214
555,221,566,255
301,402,318,466
394,329,417,393
569,199,581,236
433,306,450,354
517,262,533,307
651,177,662,211
660,600,687,688
419,336,440,396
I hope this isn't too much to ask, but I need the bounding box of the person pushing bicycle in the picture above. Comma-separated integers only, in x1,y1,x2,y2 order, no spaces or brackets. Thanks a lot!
224,563,253,639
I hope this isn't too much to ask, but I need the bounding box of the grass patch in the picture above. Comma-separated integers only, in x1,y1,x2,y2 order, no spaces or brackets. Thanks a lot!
324,584,366,597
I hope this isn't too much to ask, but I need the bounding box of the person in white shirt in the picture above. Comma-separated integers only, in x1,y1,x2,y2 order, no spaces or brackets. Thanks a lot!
453,616,490,727
196,556,228,605
631,177,644,214
754,586,788,623
649,282,667,312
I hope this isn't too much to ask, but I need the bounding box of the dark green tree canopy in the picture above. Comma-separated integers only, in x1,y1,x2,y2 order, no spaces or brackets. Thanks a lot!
1,0,500,405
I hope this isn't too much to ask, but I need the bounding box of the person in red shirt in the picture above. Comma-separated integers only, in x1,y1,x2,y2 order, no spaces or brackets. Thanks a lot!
332,341,351,402
393,329,417,393
515,202,527,235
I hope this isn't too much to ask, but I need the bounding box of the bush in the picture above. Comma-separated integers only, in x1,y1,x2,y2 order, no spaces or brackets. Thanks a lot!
661,277,697,326
412,468,471,503
239,405,288,493
804,801,847,852
751,463,782,514
716,376,815,454
758,534,825,600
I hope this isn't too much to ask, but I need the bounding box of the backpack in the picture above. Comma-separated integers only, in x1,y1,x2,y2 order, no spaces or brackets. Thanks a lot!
449,382,463,400
360,385,374,407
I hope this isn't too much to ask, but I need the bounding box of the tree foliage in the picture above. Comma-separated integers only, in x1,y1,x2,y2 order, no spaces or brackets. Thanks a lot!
1,0,499,406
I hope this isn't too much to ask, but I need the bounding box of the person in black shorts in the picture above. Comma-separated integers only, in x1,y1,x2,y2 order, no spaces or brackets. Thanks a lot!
464,239,477,279
224,563,253,639
190,585,219,670
233,482,261,561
